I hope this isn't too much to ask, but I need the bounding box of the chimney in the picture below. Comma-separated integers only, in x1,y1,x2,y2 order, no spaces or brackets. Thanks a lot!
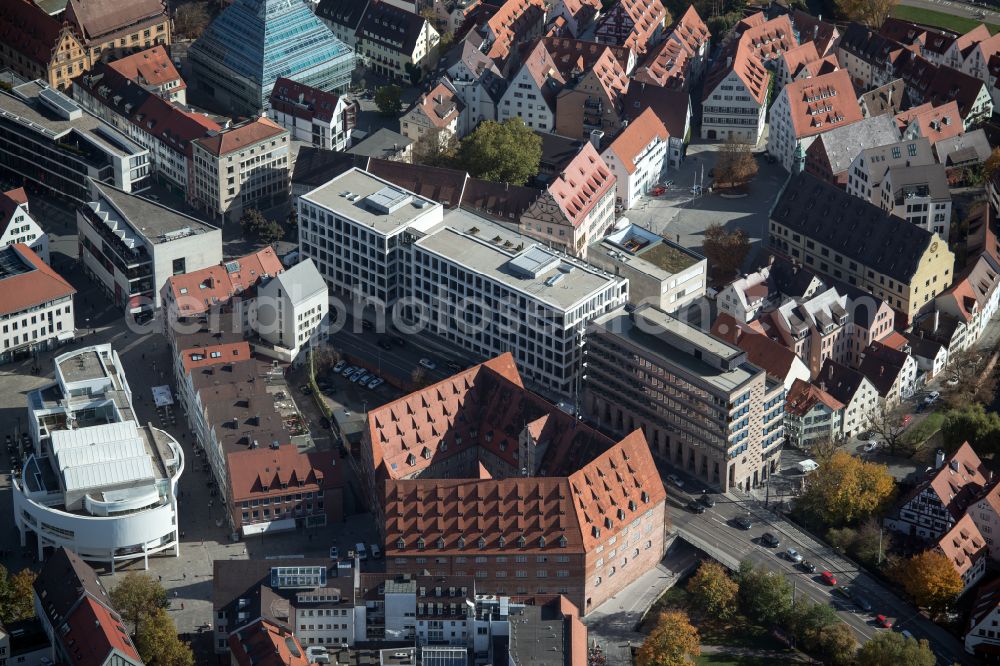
819,381,826,392
935,449,946,469
590,129,604,149
727,55,733,68
933,309,940,332
813,24,818,40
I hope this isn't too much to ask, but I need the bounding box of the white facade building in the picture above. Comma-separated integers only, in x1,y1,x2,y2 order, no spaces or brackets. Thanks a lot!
0,244,75,364
700,52,768,143
254,259,329,363
496,41,564,132
268,77,355,152
13,344,183,570
77,179,222,320
878,163,953,240
600,108,669,211
0,188,49,263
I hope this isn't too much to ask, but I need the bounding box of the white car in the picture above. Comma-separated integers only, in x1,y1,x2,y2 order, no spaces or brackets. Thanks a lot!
924,391,941,405
367,377,384,390
785,548,803,563
666,474,684,488
419,358,437,370
863,441,879,453
333,360,347,373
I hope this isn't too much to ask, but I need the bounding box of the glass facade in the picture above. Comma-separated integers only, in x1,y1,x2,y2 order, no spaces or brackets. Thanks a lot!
188,0,355,117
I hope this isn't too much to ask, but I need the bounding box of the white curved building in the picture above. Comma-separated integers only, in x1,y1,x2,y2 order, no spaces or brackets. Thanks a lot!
12,344,183,570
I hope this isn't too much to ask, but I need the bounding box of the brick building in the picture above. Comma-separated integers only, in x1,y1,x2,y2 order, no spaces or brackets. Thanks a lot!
361,354,668,614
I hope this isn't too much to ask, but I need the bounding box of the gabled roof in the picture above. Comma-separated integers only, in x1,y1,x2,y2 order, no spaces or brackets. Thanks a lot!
541,36,632,77
808,113,899,176
880,17,955,56
903,100,963,145
315,0,369,30
593,0,667,54
711,312,803,382
355,0,428,56
780,41,819,79
61,596,142,666
920,442,988,521
703,41,769,104
622,81,690,139
781,69,862,140
633,36,690,88
838,22,901,64
368,158,468,208
924,65,988,119
935,128,992,166
485,0,546,62
165,247,284,316
269,77,343,124
227,446,339,499
195,116,287,156
405,81,463,129
937,513,987,579
817,358,870,405
938,253,1000,322
540,141,615,227
518,39,567,111
0,0,66,67
107,45,182,89
737,13,797,65
968,576,1000,632
229,618,311,666
603,107,668,174
0,244,74,316
34,548,112,629
785,378,844,416
859,78,905,117
791,9,838,54
64,0,165,42
857,340,910,397
773,172,941,284
0,187,28,226
670,5,710,55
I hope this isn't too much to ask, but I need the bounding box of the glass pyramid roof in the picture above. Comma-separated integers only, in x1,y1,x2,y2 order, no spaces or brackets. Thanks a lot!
189,0,353,101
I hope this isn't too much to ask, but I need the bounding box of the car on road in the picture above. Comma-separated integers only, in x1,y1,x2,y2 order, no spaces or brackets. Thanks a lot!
299,384,313,395
798,561,816,573
686,501,706,514
699,493,716,508
901,414,913,427
342,365,357,377
735,515,753,530
863,441,879,453
876,614,893,629
820,571,837,586
377,339,393,350
419,358,437,370
924,391,941,405
761,532,780,548
329,546,338,560
333,360,347,373
650,186,665,196
851,590,873,612
784,548,803,563
368,377,384,390
666,474,684,488
446,361,462,372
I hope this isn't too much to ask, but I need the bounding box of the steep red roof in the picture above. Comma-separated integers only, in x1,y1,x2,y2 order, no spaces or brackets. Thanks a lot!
784,378,844,417
937,513,987,579
165,247,284,316
180,341,251,373
0,244,74,316
634,36,690,87
671,5,710,56
61,597,141,666
195,117,287,156
229,618,311,666
547,142,615,227
783,69,862,140
905,101,963,145
594,0,667,54
107,45,183,89
929,443,988,521
407,81,463,129
227,446,341,501
0,187,28,227
703,41,769,104
486,0,546,62
604,107,668,173
711,312,801,382
737,13,797,65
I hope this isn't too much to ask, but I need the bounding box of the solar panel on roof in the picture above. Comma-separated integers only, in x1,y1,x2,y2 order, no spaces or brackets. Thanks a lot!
225,261,241,273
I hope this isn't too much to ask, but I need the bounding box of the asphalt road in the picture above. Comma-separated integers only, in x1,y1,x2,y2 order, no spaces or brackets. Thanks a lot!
667,479,972,665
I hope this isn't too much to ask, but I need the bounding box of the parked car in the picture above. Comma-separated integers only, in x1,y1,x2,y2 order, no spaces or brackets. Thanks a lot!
299,384,313,395
419,358,437,370
924,390,941,405
687,501,706,514
368,378,384,390
761,532,780,548
863,441,879,453
851,590,873,612
820,571,837,585
785,548,803,563
333,360,347,374
798,561,816,573
349,368,366,382
666,474,684,488
699,493,716,508
342,365,357,377
735,516,753,530
353,371,371,384
876,614,893,629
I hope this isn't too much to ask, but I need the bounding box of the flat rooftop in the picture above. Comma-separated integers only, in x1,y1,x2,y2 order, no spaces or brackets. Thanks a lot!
302,168,441,235
91,180,219,245
57,348,108,384
416,209,623,311
600,223,703,277
591,308,758,394
1,82,144,157
508,605,566,666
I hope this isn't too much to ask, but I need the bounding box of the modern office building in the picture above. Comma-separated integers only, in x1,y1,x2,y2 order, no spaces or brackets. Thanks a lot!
0,80,150,203
77,179,222,320
12,344,184,569
187,0,355,117
189,117,291,222
363,354,668,614
0,243,75,364
584,304,785,492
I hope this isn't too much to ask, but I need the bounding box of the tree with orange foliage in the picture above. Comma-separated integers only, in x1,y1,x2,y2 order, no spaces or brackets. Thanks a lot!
894,550,964,618
636,610,700,666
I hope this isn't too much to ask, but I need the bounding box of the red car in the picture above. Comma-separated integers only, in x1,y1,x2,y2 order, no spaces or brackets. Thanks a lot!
876,614,893,629
901,414,913,427
820,571,837,585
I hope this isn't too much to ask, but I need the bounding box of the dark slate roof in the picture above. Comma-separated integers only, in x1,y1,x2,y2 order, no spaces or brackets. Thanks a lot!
291,148,367,189
461,178,540,222
817,359,868,405
772,172,936,283
769,256,819,299
368,158,469,207
622,81,690,140
33,548,112,629
534,131,584,173
925,65,987,119
355,0,427,55
315,0,370,31
838,22,901,63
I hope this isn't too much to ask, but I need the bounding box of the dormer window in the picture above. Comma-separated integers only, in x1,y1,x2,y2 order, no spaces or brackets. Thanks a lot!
417,537,425,550
458,535,466,549
437,537,445,549
397,538,405,549
518,535,526,548
498,535,506,548
539,536,546,548
559,535,567,548
478,537,486,549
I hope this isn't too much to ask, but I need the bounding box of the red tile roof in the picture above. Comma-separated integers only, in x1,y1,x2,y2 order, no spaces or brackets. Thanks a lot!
634,36,690,87
780,41,819,79
180,341,251,373
486,0,546,62
671,5,710,56
929,443,988,521
408,81,463,129
937,513,986,579
541,36,632,79
165,247,284,316
703,40,769,104
61,597,141,666
269,76,343,124
107,45,183,89
229,618,311,666
546,142,615,227
782,69,862,140
604,107,668,174
0,0,65,67
0,187,28,228
784,378,844,417
0,244,74,316
594,0,667,54
711,312,802,382
227,446,341,501
903,101,963,145
737,13,797,65
195,116,287,156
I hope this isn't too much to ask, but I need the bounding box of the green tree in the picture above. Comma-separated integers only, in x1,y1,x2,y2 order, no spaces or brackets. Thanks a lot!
786,600,839,649
942,403,1000,453
635,610,700,666
984,147,1000,183
457,117,542,185
893,550,963,618
686,561,738,620
404,62,423,86
374,85,403,116
239,208,283,244
796,450,895,527
856,631,935,666
736,560,791,628
110,573,169,633
135,607,194,666
0,566,37,622
816,622,858,666
701,224,750,280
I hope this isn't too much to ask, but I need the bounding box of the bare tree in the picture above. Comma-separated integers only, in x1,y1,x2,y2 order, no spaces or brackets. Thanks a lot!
835,0,899,28
865,404,911,456
701,224,750,280
174,2,211,39
942,349,996,408
714,139,758,188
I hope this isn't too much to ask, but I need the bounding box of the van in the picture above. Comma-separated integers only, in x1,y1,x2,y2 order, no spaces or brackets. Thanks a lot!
371,544,381,559
356,542,367,560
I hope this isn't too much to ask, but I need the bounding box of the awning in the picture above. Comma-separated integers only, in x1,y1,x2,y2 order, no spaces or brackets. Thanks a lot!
151,385,173,408
241,518,296,537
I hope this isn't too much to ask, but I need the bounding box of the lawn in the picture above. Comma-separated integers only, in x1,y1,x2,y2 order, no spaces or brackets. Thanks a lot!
904,411,946,450
697,656,787,666
890,5,1000,35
